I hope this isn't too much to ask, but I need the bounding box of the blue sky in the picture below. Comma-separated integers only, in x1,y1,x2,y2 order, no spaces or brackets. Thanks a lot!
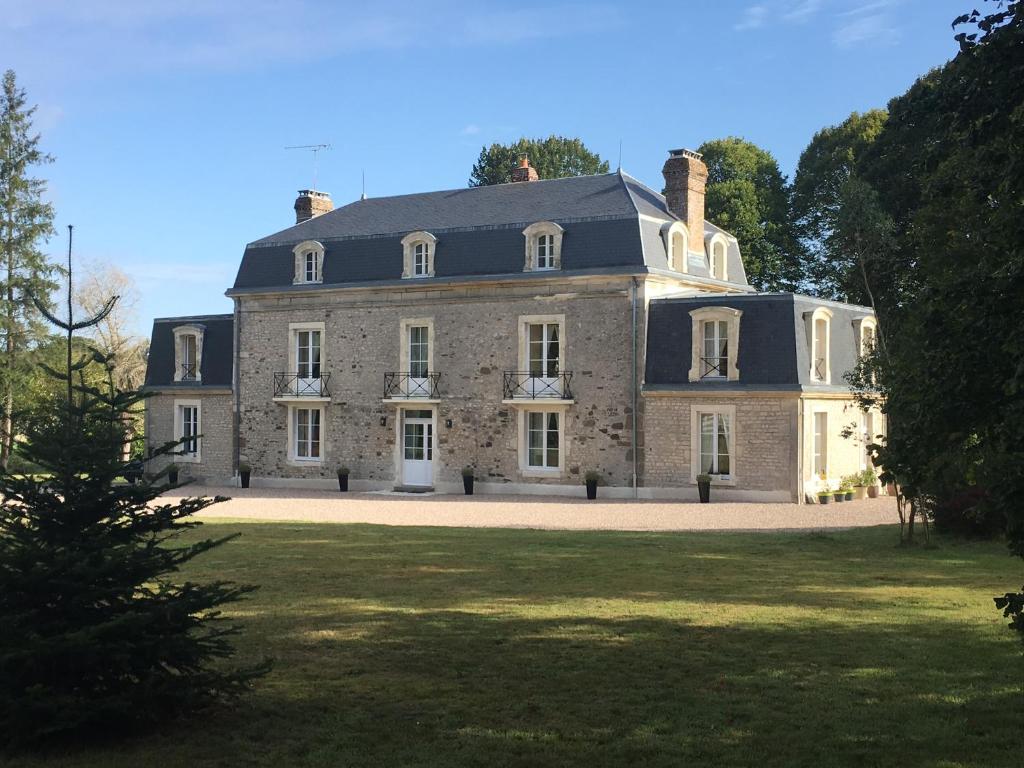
2,0,966,334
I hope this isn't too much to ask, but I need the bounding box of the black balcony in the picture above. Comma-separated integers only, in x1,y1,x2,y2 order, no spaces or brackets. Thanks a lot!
383,372,441,399
274,372,331,398
502,371,573,400
699,357,726,379
180,363,198,381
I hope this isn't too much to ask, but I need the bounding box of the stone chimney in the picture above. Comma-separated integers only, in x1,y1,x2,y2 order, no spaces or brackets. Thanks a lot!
511,155,539,183
661,149,707,240
294,189,333,224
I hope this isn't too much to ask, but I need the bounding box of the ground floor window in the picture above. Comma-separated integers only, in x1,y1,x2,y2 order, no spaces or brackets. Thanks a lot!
174,399,201,462
698,411,731,477
293,407,322,461
526,410,560,469
813,411,828,476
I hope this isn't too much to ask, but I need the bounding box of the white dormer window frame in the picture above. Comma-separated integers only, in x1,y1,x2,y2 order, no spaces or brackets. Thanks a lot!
706,233,729,281
661,221,690,273
172,324,204,383
522,221,564,272
687,307,742,382
401,231,437,279
293,240,325,285
809,307,833,384
858,316,878,358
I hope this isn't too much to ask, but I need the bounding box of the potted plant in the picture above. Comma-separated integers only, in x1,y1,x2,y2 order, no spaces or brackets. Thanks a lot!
462,466,475,495
697,473,711,504
817,490,831,505
585,470,601,500
238,462,251,489
168,466,179,485
833,485,845,502
337,466,350,492
865,469,880,498
842,480,854,502
845,474,865,501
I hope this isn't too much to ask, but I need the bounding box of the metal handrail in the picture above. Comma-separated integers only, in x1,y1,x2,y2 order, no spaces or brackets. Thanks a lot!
181,363,198,381
383,372,441,399
274,372,331,398
502,371,573,400
699,357,726,379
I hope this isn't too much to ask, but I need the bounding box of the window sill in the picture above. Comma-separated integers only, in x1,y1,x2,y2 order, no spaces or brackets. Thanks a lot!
520,467,563,478
502,398,575,407
690,475,737,487
288,457,324,467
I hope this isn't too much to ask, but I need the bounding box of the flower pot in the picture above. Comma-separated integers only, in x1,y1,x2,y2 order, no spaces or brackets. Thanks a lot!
168,468,179,485
463,475,474,495
698,480,711,504
833,492,844,503
240,470,250,489
867,485,879,498
886,482,897,496
844,491,853,501
818,495,831,505
586,479,598,500
338,474,349,492
853,486,866,500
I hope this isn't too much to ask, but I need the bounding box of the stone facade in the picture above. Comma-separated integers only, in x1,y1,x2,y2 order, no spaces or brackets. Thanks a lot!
145,391,234,482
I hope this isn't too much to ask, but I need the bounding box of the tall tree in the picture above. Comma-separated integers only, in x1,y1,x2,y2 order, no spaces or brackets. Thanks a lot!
697,137,804,291
469,136,609,186
0,70,58,468
791,110,888,301
75,261,148,392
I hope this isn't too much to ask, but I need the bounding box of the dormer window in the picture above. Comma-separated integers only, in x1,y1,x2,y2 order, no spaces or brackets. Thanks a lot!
522,222,564,272
401,231,436,279
859,316,877,357
293,240,325,285
688,307,742,382
172,324,205,383
707,233,729,281
661,222,689,273
809,307,833,383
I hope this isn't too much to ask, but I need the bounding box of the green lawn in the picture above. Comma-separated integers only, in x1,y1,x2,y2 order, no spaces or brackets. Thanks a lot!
13,522,1024,767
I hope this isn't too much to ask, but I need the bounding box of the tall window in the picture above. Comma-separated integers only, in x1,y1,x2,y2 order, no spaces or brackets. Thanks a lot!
296,330,321,380
413,243,429,277
529,323,560,377
699,412,731,477
293,241,324,284
701,320,728,379
181,334,197,380
409,325,429,378
813,412,828,476
294,408,321,460
711,241,727,280
527,411,559,469
671,231,687,272
862,411,874,470
304,251,319,282
536,234,555,270
401,232,436,279
812,317,829,382
180,405,199,456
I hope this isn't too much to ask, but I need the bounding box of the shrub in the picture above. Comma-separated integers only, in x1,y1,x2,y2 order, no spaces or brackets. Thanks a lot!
931,487,1003,538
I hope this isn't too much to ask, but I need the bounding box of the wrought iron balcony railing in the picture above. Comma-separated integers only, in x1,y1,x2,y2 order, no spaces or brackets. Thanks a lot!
383,372,441,399
699,357,726,379
274,372,331,398
502,371,574,400
180,363,198,381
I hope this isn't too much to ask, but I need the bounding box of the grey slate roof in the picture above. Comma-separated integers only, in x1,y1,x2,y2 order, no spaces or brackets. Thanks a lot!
231,171,751,293
143,314,234,389
644,293,872,392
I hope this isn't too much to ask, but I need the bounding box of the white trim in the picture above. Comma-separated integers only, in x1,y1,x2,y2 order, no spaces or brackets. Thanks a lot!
706,233,729,281
287,321,326,373
399,317,435,375
172,325,204,383
173,398,201,463
517,313,566,373
812,408,829,479
857,315,878,357
687,307,742,382
292,240,325,285
401,231,437,279
689,404,737,485
522,221,564,272
660,221,689,273
518,404,566,476
394,405,438,487
287,404,326,466
809,307,833,384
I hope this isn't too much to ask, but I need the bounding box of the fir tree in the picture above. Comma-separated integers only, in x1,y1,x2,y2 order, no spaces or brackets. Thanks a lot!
0,228,267,748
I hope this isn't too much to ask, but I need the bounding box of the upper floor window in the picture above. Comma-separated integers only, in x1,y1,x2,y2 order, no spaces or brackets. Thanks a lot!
172,324,204,383
687,307,742,382
292,240,325,285
401,231,436,279
522,221,564,272
661,221,689,273
859,316,878,357
707,233,729,281
809,307,833,383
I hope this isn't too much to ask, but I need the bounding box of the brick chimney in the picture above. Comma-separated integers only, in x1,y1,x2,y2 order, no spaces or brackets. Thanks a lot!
661,149,707,241
294,189,333,224
511,155,539,183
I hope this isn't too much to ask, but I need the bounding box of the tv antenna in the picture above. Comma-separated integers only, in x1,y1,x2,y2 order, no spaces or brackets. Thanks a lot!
285,143,332,191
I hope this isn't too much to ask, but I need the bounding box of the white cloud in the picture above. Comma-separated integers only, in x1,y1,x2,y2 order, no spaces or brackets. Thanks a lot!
735,4,769,31
833,0,900,48
783,0,823,23
460,124,481,136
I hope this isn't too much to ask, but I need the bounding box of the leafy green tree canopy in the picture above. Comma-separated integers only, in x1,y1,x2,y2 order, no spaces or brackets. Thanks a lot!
469,136,609,186
697,137,803,291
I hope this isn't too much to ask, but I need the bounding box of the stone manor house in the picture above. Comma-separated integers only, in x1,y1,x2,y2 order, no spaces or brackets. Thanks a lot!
143,149,883,502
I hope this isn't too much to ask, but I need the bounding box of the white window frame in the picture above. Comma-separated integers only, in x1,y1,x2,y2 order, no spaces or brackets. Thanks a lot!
399,317,435,375
660,221,689,273
292,240,325,285
809,307,833,384
860,409,874,471
172,324,204,383
706,233,729,281
687,307,742,382
522,221,564,272
859,316,878,358
174,398,201,463
689,404,736,485
401,231,436,279
518,406,565,476
813,410,829,477
288,405,324,464
518,314,566,379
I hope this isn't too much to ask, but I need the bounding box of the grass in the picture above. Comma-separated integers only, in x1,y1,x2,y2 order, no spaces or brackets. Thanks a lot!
11,522,1024,767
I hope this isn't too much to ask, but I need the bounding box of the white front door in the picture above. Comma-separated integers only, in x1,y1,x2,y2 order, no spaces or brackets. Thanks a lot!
527,322,560,397
402,410,433,486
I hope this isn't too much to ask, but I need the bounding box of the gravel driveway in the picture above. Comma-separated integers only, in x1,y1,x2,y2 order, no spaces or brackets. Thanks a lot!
162,486,896,532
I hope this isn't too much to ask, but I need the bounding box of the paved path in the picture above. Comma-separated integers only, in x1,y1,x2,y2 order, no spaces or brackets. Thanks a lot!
162,486,896,532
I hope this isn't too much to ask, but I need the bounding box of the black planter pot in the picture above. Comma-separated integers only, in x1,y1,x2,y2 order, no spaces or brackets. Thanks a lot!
844,491,853,502
338,474,349,492
240,471,251,489
698,480,711,504
586,479,598,500
463,476,474,495
168,468,179,485
818,495,831,505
